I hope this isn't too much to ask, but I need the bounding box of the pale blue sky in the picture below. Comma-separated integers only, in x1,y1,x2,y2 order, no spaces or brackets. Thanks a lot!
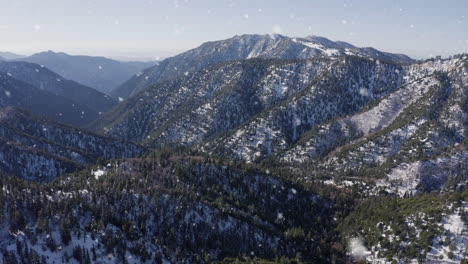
0,0,466,60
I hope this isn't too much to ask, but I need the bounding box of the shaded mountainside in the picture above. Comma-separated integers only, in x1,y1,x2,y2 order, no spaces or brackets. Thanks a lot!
0,72,100,126
0,150,465,263
0,61,116,113
0,107,145,181
23,51,156,94
0,152,346,263
112,34,413,99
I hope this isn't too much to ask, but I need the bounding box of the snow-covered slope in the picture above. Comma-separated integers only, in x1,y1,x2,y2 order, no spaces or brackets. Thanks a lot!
95,54,467,196
280,54,467,195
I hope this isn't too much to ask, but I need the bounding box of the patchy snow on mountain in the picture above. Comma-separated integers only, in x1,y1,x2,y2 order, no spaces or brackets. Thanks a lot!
92,168,106,180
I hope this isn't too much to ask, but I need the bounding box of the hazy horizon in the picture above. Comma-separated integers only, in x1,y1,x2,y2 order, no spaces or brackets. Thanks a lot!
1,0,467,60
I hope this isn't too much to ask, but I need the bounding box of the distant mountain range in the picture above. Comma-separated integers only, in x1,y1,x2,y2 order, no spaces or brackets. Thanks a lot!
0,61,116,126
0,71,100,126
111,34,414,99
0,61,116,113
0,51,25,60
22,51,157,94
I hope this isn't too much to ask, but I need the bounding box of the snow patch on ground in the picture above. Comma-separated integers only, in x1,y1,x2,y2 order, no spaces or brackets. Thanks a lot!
426,202,468,263
92,169,106,180
376,161,421,197
299,41,340,56
350,76,436,136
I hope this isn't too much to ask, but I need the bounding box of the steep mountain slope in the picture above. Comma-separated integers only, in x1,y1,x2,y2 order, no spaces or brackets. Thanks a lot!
0,72,101,126
95,56,404,152
112,34,413,99
0,61,116,113
0,107,145,181
95,54,467,198
205,57,404,162
23,51,156,94
276,54,468,196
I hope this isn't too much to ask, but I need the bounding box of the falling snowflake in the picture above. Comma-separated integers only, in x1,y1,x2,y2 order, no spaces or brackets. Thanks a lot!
98,65,103,70
118,97,124,102
34,24,41,32
277,212,284,221
243,14,249,19
359,88,369,96
341,19,348,25
272,25,282,34
4,90,11,97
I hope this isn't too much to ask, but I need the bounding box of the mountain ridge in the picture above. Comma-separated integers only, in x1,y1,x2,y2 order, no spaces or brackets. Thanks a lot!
0,60,116,113
111,34,414,99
